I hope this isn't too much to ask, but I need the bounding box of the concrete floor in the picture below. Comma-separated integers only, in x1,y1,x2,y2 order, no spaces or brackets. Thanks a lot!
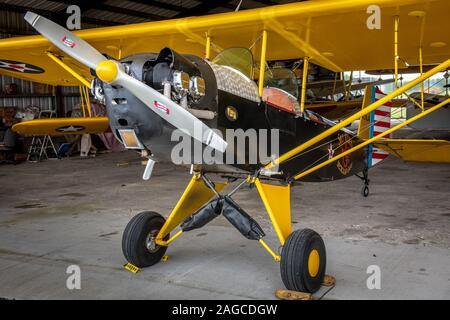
0,151,449,299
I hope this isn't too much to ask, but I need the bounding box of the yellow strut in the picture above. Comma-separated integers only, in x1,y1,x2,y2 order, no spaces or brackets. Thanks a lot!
205,35,211,60
83,85,92,117
294,96,450,180
46,52,91,88
394,16,399,89
265,58,450,170
300,57,309,113
419,46,424,111
255,179,291,245
79,86,86,117
156,230,183,247
258,30,268,97
155,175,227,244
259,239,281,262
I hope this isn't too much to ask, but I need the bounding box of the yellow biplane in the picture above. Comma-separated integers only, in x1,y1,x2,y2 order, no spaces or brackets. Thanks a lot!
1,0,450,295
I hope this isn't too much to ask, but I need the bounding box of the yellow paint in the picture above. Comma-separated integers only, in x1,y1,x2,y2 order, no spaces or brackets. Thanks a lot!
1,1,450,85
294,96,450,180
96,60,118,83
155,175,227,241
120,130,142,149
226,106,238,121
258,30,267,97
430,41,446,48
266,58,450,170
205,35,211,60
124,262,140,273
259,239,281,262
46,51,92,88
78,85,92,118
83,85,92,117
255,179,291,245
376,139,450,163
155,230,183,247
12,117,109,136
79,86,86,117
306,100,362,110
308,249,320,277
419,46,424,110
394,16,399,88
300,56,309,113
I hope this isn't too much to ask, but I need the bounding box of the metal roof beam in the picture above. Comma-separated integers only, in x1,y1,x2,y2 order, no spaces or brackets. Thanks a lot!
51,1,166,21
0,3,124,27
127,0,185,13
250,0,282,5
174,0,235,18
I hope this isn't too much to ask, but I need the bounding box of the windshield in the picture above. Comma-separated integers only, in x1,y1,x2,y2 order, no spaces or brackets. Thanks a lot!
264,67,299,99
212,48,254,79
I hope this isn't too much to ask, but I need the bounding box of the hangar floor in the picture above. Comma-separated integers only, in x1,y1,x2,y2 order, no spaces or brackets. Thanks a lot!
0,152,449,299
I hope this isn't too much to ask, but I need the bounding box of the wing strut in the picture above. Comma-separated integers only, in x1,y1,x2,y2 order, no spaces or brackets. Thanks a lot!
265,58,450,171
258,30,268,97
300,56,309,113
294,96,450,180
46,51,91,88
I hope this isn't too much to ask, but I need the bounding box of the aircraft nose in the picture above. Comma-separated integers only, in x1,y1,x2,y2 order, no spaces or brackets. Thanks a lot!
96,60,118,83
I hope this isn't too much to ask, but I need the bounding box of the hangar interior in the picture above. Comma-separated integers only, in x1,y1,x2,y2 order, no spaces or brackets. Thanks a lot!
0,0,449,300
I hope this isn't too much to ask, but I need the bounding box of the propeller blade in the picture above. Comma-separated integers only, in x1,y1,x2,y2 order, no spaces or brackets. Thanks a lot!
24,12,106,70
25,12,228,152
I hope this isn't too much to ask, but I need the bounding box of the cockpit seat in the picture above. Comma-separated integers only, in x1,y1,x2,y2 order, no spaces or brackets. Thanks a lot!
262,87,300,114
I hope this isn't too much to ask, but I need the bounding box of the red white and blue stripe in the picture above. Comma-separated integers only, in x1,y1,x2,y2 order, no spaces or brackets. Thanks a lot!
368,87,391,167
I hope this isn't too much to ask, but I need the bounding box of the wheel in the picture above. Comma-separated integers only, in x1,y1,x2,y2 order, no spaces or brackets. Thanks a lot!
280,229,326,293
361,185,369,197
122,211,169,268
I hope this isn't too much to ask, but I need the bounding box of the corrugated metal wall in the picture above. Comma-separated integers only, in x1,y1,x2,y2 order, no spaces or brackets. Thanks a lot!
0,10,35,37
61,86,81,115
0,74,55,111
0,10,80,115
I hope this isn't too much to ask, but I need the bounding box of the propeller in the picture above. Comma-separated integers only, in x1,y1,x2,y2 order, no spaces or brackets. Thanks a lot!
24,12,227,153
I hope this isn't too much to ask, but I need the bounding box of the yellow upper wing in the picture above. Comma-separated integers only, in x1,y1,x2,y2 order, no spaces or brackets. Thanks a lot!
0,0,449,86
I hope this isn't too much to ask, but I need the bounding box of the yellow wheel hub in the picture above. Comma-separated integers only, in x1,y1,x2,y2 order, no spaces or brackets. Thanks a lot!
308,249,320,278
96,60,118,83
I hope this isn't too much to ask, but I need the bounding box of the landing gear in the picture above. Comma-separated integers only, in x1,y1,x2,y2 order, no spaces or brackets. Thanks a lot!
122,211,169,268
121,174,330,295
280,229,326,293
356,166,370,197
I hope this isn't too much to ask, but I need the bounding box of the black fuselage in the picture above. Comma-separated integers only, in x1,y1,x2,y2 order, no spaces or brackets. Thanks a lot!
101,49,367,183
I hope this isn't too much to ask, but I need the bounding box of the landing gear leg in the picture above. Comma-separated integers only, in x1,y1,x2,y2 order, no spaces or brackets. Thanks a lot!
122,173,228,269
254,179,328,294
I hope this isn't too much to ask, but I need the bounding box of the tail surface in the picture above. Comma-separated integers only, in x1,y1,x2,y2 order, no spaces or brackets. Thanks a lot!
358,86,391,167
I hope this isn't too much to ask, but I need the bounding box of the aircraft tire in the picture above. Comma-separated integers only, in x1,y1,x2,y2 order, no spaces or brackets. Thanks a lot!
280,229,326,293
122,211,169,268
